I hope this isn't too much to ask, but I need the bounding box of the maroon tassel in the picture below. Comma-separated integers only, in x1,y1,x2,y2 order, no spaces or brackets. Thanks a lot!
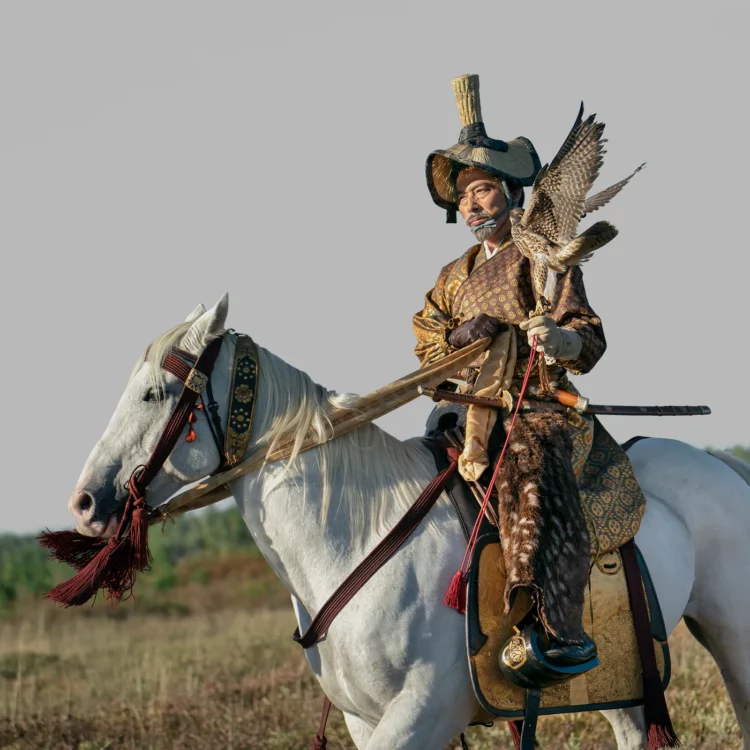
508,720,523,750
38,529,106,570
644,675,681,748
443,570,467,614
40,488,152,607
44,538,120,607
128,499,152,571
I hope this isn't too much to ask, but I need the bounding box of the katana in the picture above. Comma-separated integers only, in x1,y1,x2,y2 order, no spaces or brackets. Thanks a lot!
417,386,711,417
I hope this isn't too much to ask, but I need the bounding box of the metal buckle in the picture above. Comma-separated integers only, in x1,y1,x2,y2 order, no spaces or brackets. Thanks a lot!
185,368,208,394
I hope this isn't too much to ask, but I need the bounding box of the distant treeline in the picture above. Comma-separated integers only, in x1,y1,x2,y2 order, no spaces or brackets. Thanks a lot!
716,445,750,462
0,506,254,610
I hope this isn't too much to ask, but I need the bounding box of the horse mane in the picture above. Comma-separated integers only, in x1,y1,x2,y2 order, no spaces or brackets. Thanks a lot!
253,347,440,549
132,324,440,547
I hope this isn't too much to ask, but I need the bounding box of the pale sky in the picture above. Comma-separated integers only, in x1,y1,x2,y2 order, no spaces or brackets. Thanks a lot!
1,1,747,533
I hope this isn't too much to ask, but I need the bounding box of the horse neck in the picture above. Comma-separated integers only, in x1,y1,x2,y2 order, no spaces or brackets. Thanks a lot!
232,349,438,611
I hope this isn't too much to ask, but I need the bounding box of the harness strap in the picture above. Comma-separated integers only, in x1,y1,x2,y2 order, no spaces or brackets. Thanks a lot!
519,689,541,750
311,696,332,749
621,540,680,749
293,447,461,648
135,338,223,492
40,337,225,607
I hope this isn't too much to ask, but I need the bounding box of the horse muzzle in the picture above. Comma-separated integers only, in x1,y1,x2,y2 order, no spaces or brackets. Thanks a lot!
68,490,119,538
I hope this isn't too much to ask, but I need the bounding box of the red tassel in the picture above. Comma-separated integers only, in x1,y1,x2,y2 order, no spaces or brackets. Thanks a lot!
41,486,153,607
643,674,681,748
647,726,681,750
443,570,467,614
128,500,152,571
38,529,106,570
186,410,198,442
45,539,120,606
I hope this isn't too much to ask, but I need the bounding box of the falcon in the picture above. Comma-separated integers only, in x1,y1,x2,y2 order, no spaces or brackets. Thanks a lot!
509,103,645,315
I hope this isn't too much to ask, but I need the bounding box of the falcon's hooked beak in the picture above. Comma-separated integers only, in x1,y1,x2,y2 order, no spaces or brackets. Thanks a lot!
509,208,524,225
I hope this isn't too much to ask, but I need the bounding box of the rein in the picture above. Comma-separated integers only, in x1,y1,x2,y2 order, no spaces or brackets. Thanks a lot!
39,336,490,607
39,335,238,606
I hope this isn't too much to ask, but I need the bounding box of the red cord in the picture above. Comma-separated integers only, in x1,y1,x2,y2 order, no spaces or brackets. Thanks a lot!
457,334,539,576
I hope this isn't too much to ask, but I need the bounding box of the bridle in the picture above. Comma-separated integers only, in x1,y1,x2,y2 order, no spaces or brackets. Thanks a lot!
40,331,260,606
145,330,260,515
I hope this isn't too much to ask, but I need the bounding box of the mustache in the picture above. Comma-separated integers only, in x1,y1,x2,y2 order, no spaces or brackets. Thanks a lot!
466,211,493,226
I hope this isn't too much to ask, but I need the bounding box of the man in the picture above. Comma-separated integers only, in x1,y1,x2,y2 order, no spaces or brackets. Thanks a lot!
413,75,640,667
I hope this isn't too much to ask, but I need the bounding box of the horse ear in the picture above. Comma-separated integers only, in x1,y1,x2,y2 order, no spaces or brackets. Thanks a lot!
185,303,206,323
180,294,229,354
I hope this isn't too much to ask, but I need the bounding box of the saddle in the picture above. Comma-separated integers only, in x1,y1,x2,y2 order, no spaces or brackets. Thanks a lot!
424,436,673,746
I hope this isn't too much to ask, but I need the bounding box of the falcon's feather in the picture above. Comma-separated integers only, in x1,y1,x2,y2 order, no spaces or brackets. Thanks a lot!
582,163,646,218
510,103,643,308
522,107,607,245
553,221,619,268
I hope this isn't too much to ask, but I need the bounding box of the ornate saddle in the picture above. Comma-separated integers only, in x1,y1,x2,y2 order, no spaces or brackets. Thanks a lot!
424,435,674,749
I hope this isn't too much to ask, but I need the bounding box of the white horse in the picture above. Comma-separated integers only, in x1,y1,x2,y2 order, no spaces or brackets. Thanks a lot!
67,296,750,749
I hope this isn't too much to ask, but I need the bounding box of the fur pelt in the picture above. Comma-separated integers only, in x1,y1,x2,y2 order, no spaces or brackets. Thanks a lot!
493,411,591,642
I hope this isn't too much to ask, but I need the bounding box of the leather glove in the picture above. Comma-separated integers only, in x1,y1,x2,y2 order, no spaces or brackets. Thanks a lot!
448,314,507,349
518,315,582,361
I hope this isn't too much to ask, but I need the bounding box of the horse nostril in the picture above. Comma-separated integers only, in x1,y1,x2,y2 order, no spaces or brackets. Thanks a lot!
73,491,94,515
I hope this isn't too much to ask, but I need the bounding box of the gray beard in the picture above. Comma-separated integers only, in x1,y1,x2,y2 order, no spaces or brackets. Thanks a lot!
471,223,498,242
467,213,498,242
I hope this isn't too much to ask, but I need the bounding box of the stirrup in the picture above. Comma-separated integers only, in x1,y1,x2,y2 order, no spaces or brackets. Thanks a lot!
499,625,600,690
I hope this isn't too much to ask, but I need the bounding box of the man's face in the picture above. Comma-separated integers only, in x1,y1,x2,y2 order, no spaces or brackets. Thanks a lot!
456,167,509,242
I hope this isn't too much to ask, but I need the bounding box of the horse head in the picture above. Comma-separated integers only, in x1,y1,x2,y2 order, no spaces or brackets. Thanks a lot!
68,295,232,537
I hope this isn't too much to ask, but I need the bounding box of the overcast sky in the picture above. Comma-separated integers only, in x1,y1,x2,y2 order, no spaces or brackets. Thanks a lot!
1,1,747,533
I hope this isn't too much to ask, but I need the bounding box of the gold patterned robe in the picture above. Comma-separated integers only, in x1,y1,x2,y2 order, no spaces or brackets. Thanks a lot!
413,238,646,640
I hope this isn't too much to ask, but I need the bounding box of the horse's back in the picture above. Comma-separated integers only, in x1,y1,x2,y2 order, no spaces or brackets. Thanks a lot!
629,437,750,634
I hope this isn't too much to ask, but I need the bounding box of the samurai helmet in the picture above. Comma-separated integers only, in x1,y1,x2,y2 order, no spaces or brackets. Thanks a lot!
426,74,541,223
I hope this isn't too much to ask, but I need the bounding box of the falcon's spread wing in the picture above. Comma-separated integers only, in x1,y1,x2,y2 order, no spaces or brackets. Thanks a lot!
582,163,646,218
518,173,560,242
522,104,607,245
553,220,618,268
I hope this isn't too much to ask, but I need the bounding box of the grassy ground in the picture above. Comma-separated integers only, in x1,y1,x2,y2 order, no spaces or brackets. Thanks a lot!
0,555,742,750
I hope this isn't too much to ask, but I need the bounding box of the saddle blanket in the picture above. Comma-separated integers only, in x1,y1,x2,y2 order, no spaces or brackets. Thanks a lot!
467,533,670,718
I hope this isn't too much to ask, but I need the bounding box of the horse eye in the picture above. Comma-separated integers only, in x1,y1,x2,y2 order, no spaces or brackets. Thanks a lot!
143,387,166,403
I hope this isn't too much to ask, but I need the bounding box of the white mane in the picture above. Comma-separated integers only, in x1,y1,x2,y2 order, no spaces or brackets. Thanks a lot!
253,346,440,548
132,324,440,547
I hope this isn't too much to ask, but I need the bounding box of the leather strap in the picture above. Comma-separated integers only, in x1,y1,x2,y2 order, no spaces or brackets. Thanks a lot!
520,689,541,750
621,539,678,747
311,696,331,749
135,337,223,494
293,448,460,648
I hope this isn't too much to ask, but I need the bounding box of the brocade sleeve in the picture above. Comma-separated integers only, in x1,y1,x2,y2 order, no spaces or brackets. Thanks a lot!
412,261,457,367
551,266,606,375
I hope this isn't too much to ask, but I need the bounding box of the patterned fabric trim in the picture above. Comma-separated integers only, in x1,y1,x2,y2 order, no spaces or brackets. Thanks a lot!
224,335,260,465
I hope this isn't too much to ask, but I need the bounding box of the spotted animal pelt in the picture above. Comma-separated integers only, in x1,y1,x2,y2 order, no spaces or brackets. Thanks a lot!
494,411,591,642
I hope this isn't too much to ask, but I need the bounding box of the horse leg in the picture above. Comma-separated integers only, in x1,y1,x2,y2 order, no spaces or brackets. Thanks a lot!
684,614,750,746
601,707,647,749
343,711,375,749
680,460,750,745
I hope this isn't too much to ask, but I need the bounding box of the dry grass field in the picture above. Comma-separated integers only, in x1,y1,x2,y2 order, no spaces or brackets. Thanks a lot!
0,552,742,750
